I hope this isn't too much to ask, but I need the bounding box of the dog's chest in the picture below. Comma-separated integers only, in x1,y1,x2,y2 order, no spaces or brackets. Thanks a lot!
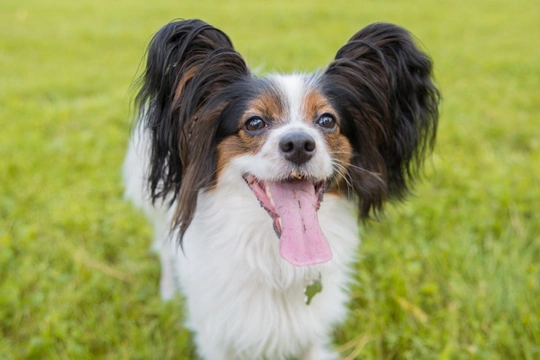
175,186,359,358
178,243,347,359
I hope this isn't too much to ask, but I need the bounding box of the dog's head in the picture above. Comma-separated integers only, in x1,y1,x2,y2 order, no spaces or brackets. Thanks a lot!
136,19,439,265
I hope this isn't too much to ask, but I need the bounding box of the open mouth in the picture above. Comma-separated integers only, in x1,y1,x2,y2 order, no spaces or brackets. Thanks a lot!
244,173,332,267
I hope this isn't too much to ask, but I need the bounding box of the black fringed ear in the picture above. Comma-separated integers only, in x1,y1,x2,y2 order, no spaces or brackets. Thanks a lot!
135,19,250,235
322,23,440,218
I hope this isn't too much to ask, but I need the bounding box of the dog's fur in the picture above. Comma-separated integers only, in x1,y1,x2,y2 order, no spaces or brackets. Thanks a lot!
123,19,439,359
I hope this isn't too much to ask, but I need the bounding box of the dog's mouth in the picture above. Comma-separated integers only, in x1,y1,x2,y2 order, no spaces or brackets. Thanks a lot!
244,173,332,267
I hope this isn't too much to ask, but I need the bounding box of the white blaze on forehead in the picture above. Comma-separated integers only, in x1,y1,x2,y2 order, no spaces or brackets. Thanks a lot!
270,73,310,125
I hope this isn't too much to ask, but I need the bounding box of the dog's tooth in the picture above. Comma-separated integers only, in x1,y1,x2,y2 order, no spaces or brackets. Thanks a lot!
265,185,276,206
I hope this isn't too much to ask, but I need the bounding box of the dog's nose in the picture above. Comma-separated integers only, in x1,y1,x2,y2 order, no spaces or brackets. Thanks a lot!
279,132,316,165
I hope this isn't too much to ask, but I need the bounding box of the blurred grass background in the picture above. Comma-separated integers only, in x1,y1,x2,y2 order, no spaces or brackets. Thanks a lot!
0,0,539,358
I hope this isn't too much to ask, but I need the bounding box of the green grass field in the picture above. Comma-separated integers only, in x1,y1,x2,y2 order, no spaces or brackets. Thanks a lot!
1,0,539,358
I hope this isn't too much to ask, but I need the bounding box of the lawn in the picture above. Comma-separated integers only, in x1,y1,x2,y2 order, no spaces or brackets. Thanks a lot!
0,0,538,359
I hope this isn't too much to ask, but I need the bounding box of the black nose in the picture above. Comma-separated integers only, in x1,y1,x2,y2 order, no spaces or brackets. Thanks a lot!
279,132,316,165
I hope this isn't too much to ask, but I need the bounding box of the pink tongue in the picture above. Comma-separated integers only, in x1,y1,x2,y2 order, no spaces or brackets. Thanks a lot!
268,180,332,266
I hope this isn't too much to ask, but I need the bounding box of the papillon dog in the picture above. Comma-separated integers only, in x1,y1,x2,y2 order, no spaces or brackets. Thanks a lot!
123,19,439,360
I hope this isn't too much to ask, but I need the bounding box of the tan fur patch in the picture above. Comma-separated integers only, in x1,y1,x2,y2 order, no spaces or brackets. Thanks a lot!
245,90,287,125
303,89,354,191
216,131,266,179
215,89,287,179
173,66,198,105
302,90,334,125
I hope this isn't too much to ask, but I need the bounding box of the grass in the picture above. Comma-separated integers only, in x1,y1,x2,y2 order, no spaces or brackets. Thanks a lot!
1,0,539,358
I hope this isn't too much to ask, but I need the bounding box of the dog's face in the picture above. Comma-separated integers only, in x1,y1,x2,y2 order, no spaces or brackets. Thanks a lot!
216,74,350,183
217,75,350,184
213,74,353,265
136,19,439,265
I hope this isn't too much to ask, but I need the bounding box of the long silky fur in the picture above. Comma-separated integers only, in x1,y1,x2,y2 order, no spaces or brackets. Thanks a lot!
125,19,441,360
135,19,250,237
322,22,440,218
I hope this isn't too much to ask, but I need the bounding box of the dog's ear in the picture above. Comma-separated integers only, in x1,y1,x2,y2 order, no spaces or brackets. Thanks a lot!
135,19,250,234
323,23,440,218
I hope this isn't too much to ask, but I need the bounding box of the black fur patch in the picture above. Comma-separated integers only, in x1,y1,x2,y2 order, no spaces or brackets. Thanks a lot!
320,23,440,218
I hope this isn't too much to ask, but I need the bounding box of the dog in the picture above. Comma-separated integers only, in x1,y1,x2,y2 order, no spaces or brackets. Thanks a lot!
123,19,439,360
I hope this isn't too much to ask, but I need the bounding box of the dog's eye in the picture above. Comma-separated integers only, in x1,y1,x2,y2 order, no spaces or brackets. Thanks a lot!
244,116,267,134
316,113,336,131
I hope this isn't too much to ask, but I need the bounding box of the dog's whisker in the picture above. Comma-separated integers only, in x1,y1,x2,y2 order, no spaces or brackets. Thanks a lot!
332,158,386,186
331,161,355,191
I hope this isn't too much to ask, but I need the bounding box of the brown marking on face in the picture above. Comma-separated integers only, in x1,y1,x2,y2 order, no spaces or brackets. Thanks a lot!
302,90,334,125
215,87,287,180
245,88,288,126
325,131,354,192
303,89,354,191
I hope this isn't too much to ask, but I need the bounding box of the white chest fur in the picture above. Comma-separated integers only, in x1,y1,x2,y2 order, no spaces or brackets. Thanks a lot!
173,176,360,359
